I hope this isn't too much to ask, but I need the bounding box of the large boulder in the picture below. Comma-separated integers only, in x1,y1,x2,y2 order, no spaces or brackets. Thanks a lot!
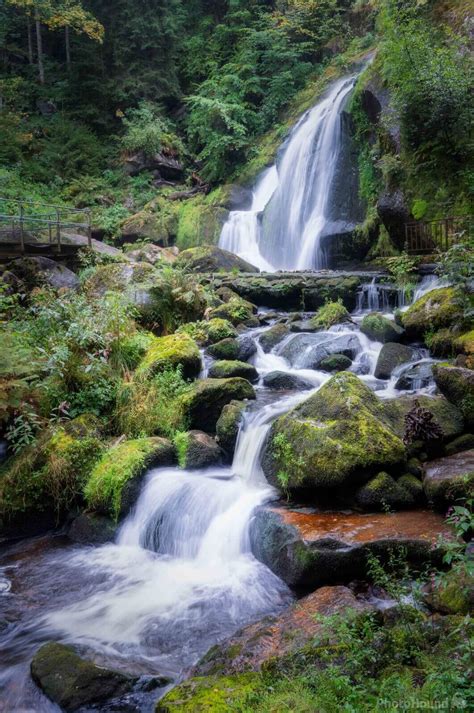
250,506,452,590
120,209,178,245
383,393,464,443
30,642,136,712
175,246,258,273
180,378,255,433
374,342,416,380
83,261,155,297
259,323,290,352
177,430,221,469
216,400,247,459
262,373,405,494
423,450,474,510
8,256,80,291
262,371,314,391
433,364,474,428
123,150,184,179
279,332,361,370
137,333,201,380
208,335,256,362
208,360,258,383
401,287,463,339
360,313,404,343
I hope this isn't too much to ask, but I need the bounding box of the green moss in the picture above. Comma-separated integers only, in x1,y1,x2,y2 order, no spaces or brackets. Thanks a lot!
398,473,423,501
360,313,404,343
156,673,260,712
178,319,237,346
311,300,350,329
173,431,190,469
137,333,201,379
176,189,229,250
317,354,352,372
180,378,255,433
215,400,246,456
84,437,173,520
208,297,256,326
431,567,474,615
121,202,179,245
83,262,156,297
401,287,464,337
208,360,258,382
356,472,414,511
454,330,474,368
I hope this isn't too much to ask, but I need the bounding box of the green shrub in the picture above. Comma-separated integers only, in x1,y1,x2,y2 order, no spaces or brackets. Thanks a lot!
311,299,350,329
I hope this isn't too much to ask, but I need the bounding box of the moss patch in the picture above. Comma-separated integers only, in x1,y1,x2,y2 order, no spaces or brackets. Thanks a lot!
156,673,260,712
311,300,350,329
401,287,464,338
137,333,201,379
180,378,255,433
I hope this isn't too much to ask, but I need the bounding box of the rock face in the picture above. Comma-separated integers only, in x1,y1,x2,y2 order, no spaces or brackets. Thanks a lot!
8,256,80,290
216,400,247,459
262,371,314,391
279,332,361,370
180,431,221,469
195,586,371,676
377,189,410,249
374,342,416,380
176,246,258,273
208,360,258,383
360,313,404,343
250,507,452,590
401,287,463,338
30,642,135,712
180,378,255,433
423,450,474,510
433,365,474,428
259,323,290,352
137,333,202,380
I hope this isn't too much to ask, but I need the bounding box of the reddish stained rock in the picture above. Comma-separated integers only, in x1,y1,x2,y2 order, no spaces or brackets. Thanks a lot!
250,506,453,591
195,586,370,676
423,449,474,510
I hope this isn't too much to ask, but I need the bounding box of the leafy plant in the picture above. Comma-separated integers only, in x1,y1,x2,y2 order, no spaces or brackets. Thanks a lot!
385,252,419,289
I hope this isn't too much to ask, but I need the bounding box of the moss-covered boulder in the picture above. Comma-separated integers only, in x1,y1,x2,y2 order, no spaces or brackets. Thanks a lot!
401,287,463,338
433,365,474,428
180,378,255,433
262,372,405,494
208,296,257,327
360,313,404,343
83,437,174,520
259,323,290,352
318,354,352,372
83,262,155,297
454,330,474,369
207,337,240,360
311,300,351,329
206,318,238,344
208,360,258,383
175,430,221,469
374,343,416,380
31,642,136,712
445,434,474,456
355,472,414,511
215,400,247,459
120,207,178,245
156,673,259,712
175,246,258,273
262,371,314,391
68,512,118,545
137,333,201,379
398,473,424,503
383,394,464,443
423,450,474,510
423,567,474,615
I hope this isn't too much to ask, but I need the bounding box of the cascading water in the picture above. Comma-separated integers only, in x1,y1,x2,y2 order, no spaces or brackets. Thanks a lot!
219,75,360,271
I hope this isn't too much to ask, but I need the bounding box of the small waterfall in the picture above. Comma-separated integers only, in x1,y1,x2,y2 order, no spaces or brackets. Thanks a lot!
219,75,359,271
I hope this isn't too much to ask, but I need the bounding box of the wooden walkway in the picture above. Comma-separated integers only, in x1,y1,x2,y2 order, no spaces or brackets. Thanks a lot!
405,216,472,255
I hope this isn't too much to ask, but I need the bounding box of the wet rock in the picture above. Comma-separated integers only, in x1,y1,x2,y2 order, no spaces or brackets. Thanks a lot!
207,337,240,360
401,288,463,339
68,513,118,545
289,319,319,333
398,473,424,503
279,332,361,370
208,295,257,327
216,400,247,459
195,586,371,675
360,313,404,343
374,343,416,380
259,323,290,352
318,353,352,372
250,507,452,590
377,189,410,249
208,360,258,382
175,246,258,273
180,378,255,433
8,256,80,291
423,449,474,510
355,472,414,511
31,642,136,712
423,568,474,615
180,431,221,469
395,361,433,391
262,371,314,391
236,336,257,361
221,184,253,211
433,365,474,428
445,434,474,456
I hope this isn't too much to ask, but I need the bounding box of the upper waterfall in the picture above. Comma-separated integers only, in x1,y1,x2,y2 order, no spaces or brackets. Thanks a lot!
219,74,362,271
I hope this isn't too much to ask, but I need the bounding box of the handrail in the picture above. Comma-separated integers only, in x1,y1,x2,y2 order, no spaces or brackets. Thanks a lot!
0,197,90,214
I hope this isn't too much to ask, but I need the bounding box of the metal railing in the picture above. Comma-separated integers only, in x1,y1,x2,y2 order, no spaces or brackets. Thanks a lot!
405,216,472,255
0,198,92,254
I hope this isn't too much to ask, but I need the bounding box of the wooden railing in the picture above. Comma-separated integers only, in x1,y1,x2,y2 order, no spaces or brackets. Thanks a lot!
405,216,472,255
0,198,92,253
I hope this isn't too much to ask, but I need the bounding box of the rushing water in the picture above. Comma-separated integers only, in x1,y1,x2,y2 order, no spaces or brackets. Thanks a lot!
219,75,359,271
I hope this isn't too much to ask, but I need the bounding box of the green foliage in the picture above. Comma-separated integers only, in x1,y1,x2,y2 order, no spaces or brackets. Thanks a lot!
173,430,189,469
311,298,350,329
141,267,208,334
437,236,474,314
121,101,182,158
385,252,419,289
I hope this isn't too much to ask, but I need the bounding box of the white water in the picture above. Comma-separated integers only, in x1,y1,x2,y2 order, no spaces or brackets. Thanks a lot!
219,76,358,270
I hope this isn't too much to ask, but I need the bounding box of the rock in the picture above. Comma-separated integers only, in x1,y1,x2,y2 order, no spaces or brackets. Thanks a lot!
259,323,290,352
262,372,405,493
318,354,352,372
433,365,474,428
123,150,184,179
383,394,464,443
445,434,474,456
120,209,178,245
208,295,257,327
68,513,118,545
221,184,253,211
195,586,371,676
395,361,433,391
398,473,424,503
289,319,319,333
454,330,474,369
208,360,258,382
250,507,452,590
126,243,178,265
83,261,155,297
156,673,259,713
30,642,135,712
204,318,238,344
216,400,247,459
311,300,351,329
137,333,201,380
178,430,221,469
374,343,416,380
262,371,314,391
423,568,474,615
355,472,414,511
207,337,240,360
360,313,404,343
377,189,410,249
401,287,463,339
83,437,175,520
279,332,361,370
8,256,80,291
236,336,257,361
175,246,258,273
423,450,474,510
180,378,255,433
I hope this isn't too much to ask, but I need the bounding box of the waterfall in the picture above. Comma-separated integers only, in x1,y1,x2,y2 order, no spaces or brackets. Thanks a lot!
219,75,359,271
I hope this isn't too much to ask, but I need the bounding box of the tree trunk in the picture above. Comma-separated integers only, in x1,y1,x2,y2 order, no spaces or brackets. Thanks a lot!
27,15,33,64
65,26,71,71
35,11,45,84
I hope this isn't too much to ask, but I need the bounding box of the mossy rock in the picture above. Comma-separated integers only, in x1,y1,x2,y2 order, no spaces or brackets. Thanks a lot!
259,323,290,352
360,313,404,343
68,512,118,545
176,190,230,250
454,330,474,368
83,262,156,297
208,296,257,327
215,400,247,459
156,673,259,712
383,394,464,443
137,333,201,380
175,246,257,273
401,287,463,338
83,437,174,520
207,337,241,360
356,472,414,511
445,434,474,456
424,567,474,615
433,364,474,428
262,372,405,493
206,318,238,343
121,207,178,245
311,300,351,329
208,360,258,383
318,354,352,372
180,378,255,433
423,450,474,510
175,430,221,469
31,642,136,712
374,343,416,380
398,473,424,502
